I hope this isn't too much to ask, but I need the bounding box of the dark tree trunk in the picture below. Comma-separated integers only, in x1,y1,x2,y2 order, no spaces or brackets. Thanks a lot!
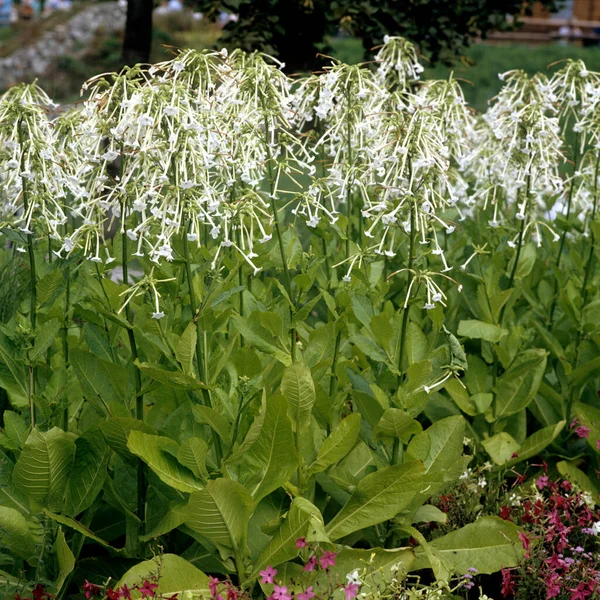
122,0,154,66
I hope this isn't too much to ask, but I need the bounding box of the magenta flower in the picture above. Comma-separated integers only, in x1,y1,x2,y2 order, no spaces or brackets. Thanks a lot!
596,438,600,451
209,576,220,598
343,583,359,600
295,536,307,549
297,586,315,600
536,475,549,490
303,555,317,572
576,425,591,439
139,580,158,599
260,565,278,584
117,585,132,600
319,550,337,569
272,585,292,600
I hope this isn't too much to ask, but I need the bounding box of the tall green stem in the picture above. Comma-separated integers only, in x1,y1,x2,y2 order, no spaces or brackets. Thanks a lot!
19,119,37,426
263,114,295,361
549,133,581,324
62,263,70,431
121,200,146,540
507,174,531,291
397,200,416,389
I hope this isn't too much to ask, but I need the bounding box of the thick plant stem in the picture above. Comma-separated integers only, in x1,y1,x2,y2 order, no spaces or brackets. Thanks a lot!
507,174,531,291
397,200,416,389
20,119,37,425
182,221,223,464
62,263,70,431
121,202,146,540
549,134,581,324
263,114,296,361
569,152,600,421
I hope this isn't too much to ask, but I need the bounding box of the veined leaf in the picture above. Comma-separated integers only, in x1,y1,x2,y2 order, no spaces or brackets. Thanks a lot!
65,428,110,516
30,319,61,363
412,516,523,574
12,427,76,512
307,414,361,477
251,497,324,577
100,417,157,457
326,460,425,541
176,323,197,376
135,360,206,390
176,438,209,480
457,320,508,343
192,405,232,445
37,269,63,307
0,332,27,407
573,402,600,453
0,506,42,562
482,432,520,466
184,478,252,554
557,461,599,504
494,349,547,420
0,450,30,513
236,395,297,503
127,431,204,493
280,362,315,432
54,528,75,592
231,315,292,366
506,421,565,467
374,409,422,443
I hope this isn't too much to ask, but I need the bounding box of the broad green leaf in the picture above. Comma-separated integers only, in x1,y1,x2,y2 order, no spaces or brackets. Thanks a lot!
326,460,425,541
71,350,128,414
135,360,206,390
85,323,113,362
280,362,316,432
127,431,204,493
413,516,524,574
412,504,448,525
0,332,27,407
231,315,292,366
65,429,110,516
43,509,124,553
4,411,28,448
307,413,361,477
251,497,324,577
37,269,63,306
494,349,547,419
236,395,297,503
184,478,252,554
351,333,389,364
140,504,186,542
115,554,210,599
404,323,429,366
557,461,599,504
506,421,565,467
54,528,75,592
100,417,157,457
444,378,476,416
30,319,61,363
176,323,197,376
13,427,76,511
375,409,422,443
177,438,209,479
0,450,30,513
0,506,42,562
192,405,232,445
457,320,508,343
482,432,520,466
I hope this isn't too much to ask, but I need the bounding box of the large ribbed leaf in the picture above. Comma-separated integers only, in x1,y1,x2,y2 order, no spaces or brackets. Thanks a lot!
307,414,361,477
252,497,324,576
0,332,27,408
12,427,76,511
326,460,426,541
184,478,253,555
127,431,204,493
281,362,316,432
100,417,157,457
71,350,128,414
236,395,297,503
30,319,61,363
116,554,210,599
54,528,75,592
412,516,523,574
0,506,42,562
65,428,110,516
176,438,209,480
0,450,30,513
176,323,197,376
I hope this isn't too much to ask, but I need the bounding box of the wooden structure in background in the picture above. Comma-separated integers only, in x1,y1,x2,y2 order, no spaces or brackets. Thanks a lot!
487,0,600,44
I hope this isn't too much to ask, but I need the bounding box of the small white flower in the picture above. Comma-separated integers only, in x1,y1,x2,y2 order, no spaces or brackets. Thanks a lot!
342,275,351,282
346,570,361,585
152,311,165,320
592,521,600,535
260,234,272,243
16,246,27,253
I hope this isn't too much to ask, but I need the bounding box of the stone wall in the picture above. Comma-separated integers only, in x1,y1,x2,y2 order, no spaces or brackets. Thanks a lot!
0,2,126,90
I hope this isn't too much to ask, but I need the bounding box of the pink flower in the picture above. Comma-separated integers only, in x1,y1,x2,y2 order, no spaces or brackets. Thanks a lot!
319,550,337,569
343,583,359,600
576,425,590,439
139,580,158,599
537,475,549,490
569,582,591,600
303,556,317,572
501,569,515,598
117,585,132,600
297,586,315,600
518,532,531,557
209,577,220,598
596,439,600,451
295,537,307,548
260,566,278,584
82,581,101,599
272,586,292,600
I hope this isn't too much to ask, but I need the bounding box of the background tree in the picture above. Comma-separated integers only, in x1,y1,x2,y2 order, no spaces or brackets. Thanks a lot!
195,0,559,70
122,0,154,65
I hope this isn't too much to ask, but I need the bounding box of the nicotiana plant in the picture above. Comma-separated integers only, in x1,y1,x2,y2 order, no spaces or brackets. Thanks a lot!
1,38,600,600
